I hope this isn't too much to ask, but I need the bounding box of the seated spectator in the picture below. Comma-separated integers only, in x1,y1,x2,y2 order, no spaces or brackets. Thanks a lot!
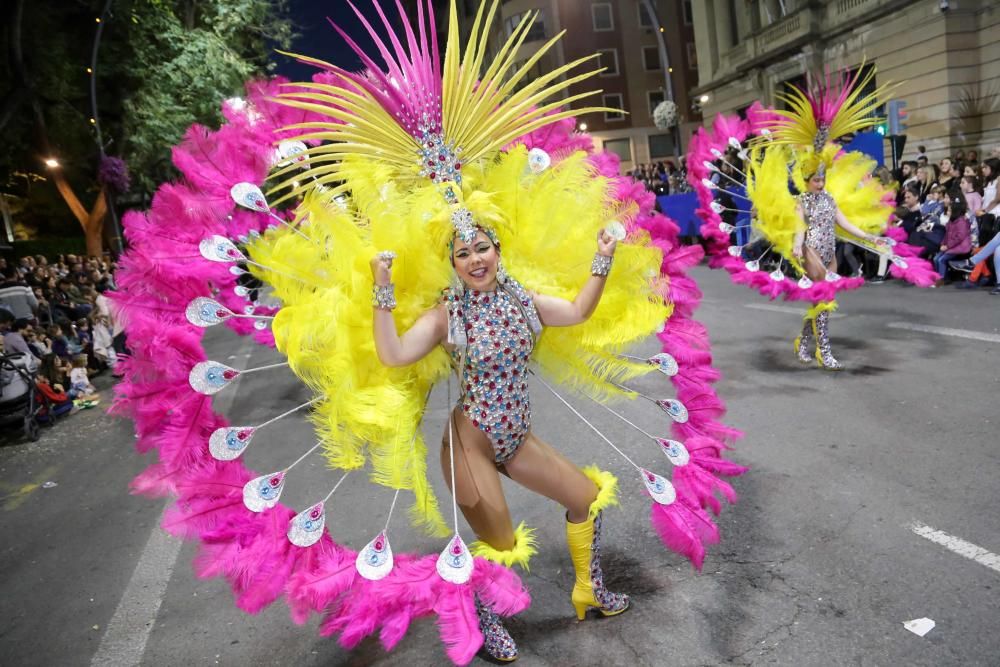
920,185,946,217
896,185,944,258
1,317,40,367
915,164,939,202
932,198,971,283
949,232,1000,295
34,375,75,420
69,354,97,397
51,277,93,322
48,324,71,360
0,266,39,322
91,314,117,370
896,161,919,204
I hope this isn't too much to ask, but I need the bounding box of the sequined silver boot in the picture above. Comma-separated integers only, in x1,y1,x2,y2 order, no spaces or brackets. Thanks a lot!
475,595,518,662
812,311,843,371
794,317,814,364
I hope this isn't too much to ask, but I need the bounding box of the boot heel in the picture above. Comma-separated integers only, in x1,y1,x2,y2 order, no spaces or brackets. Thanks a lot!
573,600,588,621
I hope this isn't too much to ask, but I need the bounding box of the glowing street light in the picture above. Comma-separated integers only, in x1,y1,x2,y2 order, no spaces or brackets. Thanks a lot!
44,158,60,168
699,94,711,104
579,122,588,132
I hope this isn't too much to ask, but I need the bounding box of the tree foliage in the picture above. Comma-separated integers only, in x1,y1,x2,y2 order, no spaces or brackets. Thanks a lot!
0,0,293,242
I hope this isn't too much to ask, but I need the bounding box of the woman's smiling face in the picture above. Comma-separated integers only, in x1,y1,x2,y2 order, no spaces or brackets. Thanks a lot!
452,230,499,291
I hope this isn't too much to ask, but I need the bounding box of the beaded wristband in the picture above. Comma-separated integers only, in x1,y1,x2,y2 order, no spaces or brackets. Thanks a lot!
591,253,613,277
373,284,397,310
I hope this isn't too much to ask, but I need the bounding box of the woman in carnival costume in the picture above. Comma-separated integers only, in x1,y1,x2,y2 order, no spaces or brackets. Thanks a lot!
688,67,937,371
112,1,746,664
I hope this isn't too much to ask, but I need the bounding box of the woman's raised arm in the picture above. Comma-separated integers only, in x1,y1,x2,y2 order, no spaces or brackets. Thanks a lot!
371,253,448,367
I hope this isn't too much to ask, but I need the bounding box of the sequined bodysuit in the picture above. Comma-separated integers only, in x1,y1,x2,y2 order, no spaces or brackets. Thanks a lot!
799,190,838,264
443,282,542,464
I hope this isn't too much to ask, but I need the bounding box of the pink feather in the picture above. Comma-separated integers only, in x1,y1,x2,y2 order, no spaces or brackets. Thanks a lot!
649,500,719,571
434,583,484,666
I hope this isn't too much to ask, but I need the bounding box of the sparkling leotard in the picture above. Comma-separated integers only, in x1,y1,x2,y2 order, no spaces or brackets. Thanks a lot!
799,190,837,264
443,281,542,463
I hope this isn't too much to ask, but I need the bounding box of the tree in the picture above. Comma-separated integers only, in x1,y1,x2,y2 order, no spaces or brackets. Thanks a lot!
0,0,293,255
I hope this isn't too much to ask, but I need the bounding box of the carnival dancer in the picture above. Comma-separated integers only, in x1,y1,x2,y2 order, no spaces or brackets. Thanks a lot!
791,159,880,369
369,226,628,660
688,65,937,371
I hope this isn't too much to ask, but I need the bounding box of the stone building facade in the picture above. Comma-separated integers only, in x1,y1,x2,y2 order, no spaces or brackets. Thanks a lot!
690,0,1000,162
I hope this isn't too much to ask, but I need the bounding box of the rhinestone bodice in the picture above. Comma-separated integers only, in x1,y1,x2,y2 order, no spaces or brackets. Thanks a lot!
800,190,837,264
444,285,538,463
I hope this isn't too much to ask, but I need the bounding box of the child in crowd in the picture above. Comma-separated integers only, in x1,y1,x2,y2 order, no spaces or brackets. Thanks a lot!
920,185,945,217
933,199,971,281
48,324,70,359
69,354,96,397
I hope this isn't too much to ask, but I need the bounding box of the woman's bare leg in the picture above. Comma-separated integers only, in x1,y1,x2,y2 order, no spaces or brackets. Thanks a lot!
440,410,515,550
502,433,598,523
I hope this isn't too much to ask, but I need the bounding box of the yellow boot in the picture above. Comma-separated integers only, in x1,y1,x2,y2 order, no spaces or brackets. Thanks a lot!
565,467,630,621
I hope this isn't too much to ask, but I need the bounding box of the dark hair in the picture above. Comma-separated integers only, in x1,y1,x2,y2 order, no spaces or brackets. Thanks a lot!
903,184,921,200
903,160,918,170
918,145,926,153
983,158,1000,183
949,198,968,220
961,174,981,192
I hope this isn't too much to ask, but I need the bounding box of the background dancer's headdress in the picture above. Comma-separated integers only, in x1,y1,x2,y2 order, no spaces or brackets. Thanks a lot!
759,64,894,179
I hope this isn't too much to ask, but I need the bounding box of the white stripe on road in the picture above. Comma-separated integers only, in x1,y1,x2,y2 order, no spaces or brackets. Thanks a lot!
91,509,183,666
744,303,844,318
888,322,1000,344
909,522,1000,575
91,338,258,667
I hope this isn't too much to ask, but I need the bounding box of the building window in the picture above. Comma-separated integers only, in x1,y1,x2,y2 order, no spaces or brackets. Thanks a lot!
638,2,654,28
648,90,666,115
592,3,614,32
603,93,625,122
686,42,698,69
643,46,661,71
596,49,619,76
603,137,633,163
682,0,694,25
505,10,546,41
649,133,676,158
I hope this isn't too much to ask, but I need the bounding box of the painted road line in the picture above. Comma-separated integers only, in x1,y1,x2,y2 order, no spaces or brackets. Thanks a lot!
888,322,1000,344
91,338,258,667
745,303,845,318
909,522,1000,575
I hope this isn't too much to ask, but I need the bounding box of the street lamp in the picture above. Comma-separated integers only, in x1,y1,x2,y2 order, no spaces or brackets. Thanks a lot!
44,158,60,168
579,122,588,132
699,94,711,104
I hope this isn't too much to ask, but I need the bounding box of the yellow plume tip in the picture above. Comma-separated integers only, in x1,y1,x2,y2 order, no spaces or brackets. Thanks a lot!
581,465,620,519
470,521,538,570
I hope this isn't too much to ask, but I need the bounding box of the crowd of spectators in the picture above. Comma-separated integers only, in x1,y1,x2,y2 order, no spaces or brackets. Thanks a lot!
0,253,122,424
702,140,1000,292
630,159,692,195
893,147,1000,292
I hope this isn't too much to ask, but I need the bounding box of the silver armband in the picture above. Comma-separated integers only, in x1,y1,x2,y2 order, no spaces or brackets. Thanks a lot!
591,253,613,277
372,284,396,310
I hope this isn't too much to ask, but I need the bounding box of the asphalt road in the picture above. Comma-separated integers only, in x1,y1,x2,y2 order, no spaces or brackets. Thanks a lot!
1,266,997,666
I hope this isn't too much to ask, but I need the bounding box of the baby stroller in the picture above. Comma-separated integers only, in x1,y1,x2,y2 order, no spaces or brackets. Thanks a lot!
0,352,48,441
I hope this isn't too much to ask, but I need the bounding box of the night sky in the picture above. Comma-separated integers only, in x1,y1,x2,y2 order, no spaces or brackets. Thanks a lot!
275,0,392,81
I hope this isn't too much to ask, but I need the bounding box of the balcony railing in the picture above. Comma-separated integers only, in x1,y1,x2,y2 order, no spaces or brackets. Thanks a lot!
751,8,817,60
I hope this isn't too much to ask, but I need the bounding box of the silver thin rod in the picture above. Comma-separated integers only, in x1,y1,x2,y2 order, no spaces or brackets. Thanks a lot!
240,361,289,375
447,377,459,533
588,398,659,442
284,441,323,473
268,211,314,242
258,395,324,430
384,488,401,533
321,471,351,503
533,373,642,473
